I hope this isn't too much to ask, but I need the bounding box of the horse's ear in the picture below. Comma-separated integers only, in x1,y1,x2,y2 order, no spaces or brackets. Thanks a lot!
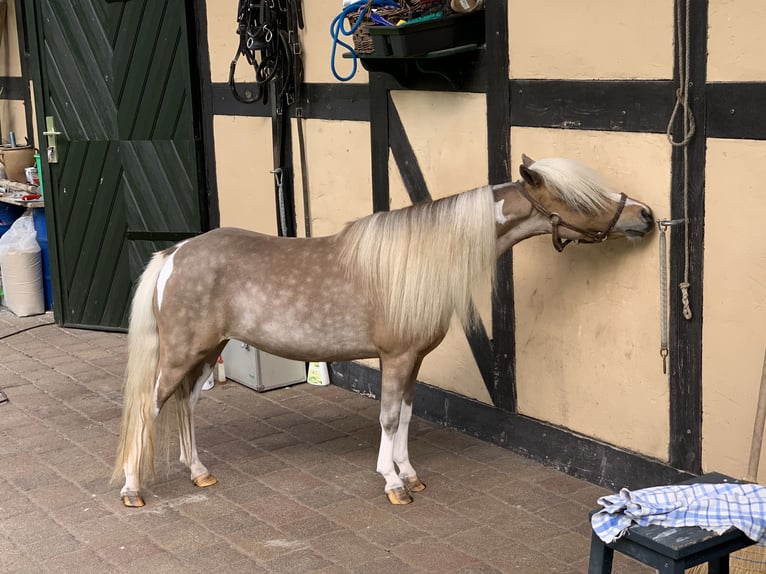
521,153,535,167
520,164,543,187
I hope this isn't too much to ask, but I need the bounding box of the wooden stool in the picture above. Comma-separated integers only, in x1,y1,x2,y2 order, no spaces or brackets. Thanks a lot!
588,473,756,574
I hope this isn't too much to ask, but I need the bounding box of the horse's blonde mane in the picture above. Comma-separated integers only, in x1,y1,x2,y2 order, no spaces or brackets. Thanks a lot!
339,187,497,345
528,158,615,214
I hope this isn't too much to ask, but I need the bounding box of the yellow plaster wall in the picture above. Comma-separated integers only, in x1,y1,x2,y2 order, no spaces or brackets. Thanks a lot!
291,118,372,237
508,0,673,80
387,90,492,403
703,139,766,479
708,0,766,81
214,115,278,234
511,128,671,460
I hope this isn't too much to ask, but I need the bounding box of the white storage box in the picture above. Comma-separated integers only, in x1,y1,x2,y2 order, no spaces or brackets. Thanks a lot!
221,340,306,392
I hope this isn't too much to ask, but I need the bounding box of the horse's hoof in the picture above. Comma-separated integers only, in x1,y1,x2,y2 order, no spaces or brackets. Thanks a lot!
192,473,218,488
402,475,426,492
386,487,413,505
121,492,145,507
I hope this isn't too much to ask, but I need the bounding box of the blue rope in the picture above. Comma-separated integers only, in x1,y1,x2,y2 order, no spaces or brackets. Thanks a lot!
330,0,399,82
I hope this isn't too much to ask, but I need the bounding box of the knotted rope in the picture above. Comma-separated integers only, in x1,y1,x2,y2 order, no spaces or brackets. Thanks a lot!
665,0,694,322
659,1,695,371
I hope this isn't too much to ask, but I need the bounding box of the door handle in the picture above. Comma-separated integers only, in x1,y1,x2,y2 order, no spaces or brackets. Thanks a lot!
43,116,61,163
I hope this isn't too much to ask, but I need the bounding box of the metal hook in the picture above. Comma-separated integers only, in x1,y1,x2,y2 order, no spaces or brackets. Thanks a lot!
657,218,685,231
271,167,283,187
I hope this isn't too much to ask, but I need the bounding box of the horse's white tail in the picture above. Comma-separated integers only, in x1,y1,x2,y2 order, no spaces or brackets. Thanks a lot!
112,250,169,485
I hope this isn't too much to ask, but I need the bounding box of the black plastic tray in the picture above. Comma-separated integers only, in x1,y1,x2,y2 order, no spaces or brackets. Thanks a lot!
368,11,485,58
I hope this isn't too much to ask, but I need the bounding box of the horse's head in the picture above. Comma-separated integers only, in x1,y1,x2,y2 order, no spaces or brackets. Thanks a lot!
501,154,654,252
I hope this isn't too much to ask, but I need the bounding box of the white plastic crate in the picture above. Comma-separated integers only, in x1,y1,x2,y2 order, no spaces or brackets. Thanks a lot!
221,340,306,392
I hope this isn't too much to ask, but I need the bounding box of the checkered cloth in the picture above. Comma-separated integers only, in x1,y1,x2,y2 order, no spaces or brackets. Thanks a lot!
591,483,766,544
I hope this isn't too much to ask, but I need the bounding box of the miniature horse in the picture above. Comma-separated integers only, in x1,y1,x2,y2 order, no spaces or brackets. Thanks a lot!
114,155,654,507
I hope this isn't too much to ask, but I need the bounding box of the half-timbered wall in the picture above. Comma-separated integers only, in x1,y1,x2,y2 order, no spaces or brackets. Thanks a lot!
5,0,765,487
196,0,766,486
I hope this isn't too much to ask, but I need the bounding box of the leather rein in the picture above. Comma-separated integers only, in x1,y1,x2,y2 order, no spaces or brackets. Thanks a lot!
514,182,628,252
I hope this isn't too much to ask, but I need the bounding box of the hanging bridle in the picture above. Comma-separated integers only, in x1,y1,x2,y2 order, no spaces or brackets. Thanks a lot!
515,182,628,252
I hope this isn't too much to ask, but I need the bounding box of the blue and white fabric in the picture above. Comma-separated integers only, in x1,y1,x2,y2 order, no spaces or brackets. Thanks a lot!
591,483,766,544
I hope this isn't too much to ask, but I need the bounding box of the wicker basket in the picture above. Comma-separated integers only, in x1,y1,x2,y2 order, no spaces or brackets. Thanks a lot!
347,0,453,55
347,1,416,54
686,546,766,573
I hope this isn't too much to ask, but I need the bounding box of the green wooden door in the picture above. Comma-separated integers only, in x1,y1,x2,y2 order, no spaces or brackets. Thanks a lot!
27,0,205,329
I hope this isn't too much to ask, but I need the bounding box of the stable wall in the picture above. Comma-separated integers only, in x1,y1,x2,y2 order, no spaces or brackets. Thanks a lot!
204,0,765,482
701,0,766,479
206,0,675,458
511,128,671,460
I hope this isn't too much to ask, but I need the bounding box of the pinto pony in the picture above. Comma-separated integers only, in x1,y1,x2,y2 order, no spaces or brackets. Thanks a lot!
114,155,654,507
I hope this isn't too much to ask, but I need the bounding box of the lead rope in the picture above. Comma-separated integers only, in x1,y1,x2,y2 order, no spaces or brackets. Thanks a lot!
660,0,694,372
665,0,694,322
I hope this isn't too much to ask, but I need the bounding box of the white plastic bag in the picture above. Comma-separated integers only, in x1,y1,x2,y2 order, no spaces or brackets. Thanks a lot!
0,213,44,316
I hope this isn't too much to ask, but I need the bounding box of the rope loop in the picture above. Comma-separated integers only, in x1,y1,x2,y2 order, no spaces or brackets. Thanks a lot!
666,86,696,148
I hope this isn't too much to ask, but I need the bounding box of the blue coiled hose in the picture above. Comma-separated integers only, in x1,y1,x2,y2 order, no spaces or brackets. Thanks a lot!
330,0,400,81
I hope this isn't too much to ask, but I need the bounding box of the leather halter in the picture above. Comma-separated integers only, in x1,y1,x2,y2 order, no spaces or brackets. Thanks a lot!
515,182,628,252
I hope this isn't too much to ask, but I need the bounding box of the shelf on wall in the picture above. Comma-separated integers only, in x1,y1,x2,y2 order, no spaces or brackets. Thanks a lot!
344,10,486,90
346,43,483,90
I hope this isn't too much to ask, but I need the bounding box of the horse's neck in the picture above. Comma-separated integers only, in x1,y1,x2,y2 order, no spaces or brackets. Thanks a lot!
494,190,551,256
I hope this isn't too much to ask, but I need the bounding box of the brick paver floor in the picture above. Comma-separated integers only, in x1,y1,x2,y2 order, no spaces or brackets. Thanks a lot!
0,309,653,573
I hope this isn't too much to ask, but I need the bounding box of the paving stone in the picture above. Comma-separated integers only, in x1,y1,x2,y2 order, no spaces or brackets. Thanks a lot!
480,540,574,574
537,530,592,566
486,505,569,550
260,547,333,573
353,516,431,549
397,499,480,539
309,531,390,567
228,524,306,561
0,310,639,573
319,498,399,532
281,513,345,540
392,540,477,573
242,491,317,527
22,532,84,562
257,466,328,496
184,542,261,571
41,548,117,574
344,554,415,574
489,477,568,512
25,480,91,510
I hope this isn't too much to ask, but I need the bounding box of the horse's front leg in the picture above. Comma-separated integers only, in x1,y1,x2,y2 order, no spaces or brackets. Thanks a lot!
179,363,218,488
393,356,425,494
377,352,417,505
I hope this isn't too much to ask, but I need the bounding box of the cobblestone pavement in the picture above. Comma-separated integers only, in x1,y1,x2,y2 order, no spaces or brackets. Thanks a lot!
0,309,653,573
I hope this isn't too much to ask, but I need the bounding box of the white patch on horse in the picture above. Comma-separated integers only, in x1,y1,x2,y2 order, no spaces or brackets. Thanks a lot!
609,191,640,208
156,252,177,311
153,372,162,417
495,200,509,225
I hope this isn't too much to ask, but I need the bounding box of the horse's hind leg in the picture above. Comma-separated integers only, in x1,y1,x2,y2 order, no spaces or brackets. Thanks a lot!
120,420,152,507
377,352,418,505
177,359,219,488
393,357,426,494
